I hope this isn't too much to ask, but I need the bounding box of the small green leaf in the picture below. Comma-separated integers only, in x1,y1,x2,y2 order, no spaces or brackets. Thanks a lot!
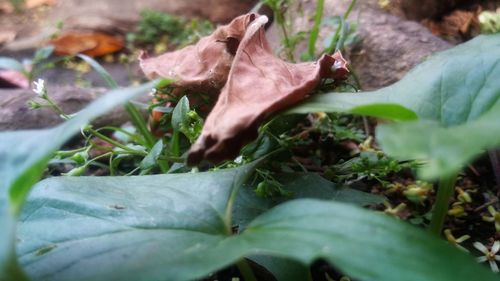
33,46,55,64
139,139,164,170
171,95,189,131
77,54,118,89
0,57,24,72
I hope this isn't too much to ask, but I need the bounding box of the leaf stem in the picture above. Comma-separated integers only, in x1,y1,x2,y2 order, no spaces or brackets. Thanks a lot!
87,128,147,156
428,173,458,235
125,102,156,149
308,0,324,58
236,259,258,281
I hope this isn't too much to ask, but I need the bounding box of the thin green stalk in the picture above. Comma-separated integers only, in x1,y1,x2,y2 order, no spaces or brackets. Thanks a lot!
325,0,357,54
344,0,357,19
43,97,70,120
125,102,156,149
428,173,458,235
88,128,147,156
308,0,324,58
78,54,157,149
170,130,180,157
275,11,294,61
236,259,258,281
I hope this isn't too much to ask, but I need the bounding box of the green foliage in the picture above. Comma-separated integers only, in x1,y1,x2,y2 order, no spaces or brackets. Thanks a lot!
327,150,416,186
15,171,495,281
292,34,500,179
132,10,213,46
1,3,500,280
0,81,158,280
479,9,500,34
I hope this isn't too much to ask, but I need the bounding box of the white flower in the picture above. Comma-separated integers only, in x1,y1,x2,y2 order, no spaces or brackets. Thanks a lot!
32,79,46,97
474,241,500,273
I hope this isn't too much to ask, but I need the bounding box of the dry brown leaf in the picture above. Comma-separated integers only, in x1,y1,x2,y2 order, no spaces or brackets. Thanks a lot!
25,0,56,9
187,15,348,165
140,13,257,97
0,1,13,13
0,70,29,89
140,13,349,165
141,13,257,136
50,32,123,57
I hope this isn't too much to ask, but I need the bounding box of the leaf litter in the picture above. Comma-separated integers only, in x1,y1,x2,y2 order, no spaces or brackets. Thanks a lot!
140,13,349,165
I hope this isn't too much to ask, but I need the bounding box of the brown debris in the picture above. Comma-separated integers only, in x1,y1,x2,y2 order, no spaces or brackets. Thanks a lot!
186,15,348,165
50,32,124,57
140,13,348,165
25,0,56,9
422,8,481,43
139,13,257,97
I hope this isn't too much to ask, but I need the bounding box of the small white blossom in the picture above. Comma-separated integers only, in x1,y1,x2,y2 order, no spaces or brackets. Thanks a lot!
474,241,500,273
32,79,46,97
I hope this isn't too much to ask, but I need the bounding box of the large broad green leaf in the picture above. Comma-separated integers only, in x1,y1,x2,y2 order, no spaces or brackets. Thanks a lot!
234,173,383,230
292,34,500,126
377,101,500,179
0,81,158,281
290,34,500,179
17,170,496,281
236,199,497,281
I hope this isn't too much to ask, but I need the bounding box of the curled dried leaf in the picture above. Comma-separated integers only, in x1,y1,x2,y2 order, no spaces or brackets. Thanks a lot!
187,15,349,165
50,32,123,57
139,13,257,97
139,13,349,165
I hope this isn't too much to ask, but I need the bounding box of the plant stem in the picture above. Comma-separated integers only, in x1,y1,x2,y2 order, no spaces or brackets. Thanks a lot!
428,173,458,235
325,0,357,53
125,102,156,149
236,259,258,281
275,10,293,61
43,97,70,120
308,0,324,58
88,128,147,156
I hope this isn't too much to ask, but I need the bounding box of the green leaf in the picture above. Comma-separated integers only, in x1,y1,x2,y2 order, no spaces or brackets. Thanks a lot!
139,139,164,170
0,81,158,280
291,34,500,125
33,46,55,64
0,57,24,72
350,104,418,121
249,255,310,281
77,54,118,89
17,164,256,281
171,95,189,131
16,171,495,281
290,34,500,178
377,101,500,179
233,173,383,231
238,199,497,281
